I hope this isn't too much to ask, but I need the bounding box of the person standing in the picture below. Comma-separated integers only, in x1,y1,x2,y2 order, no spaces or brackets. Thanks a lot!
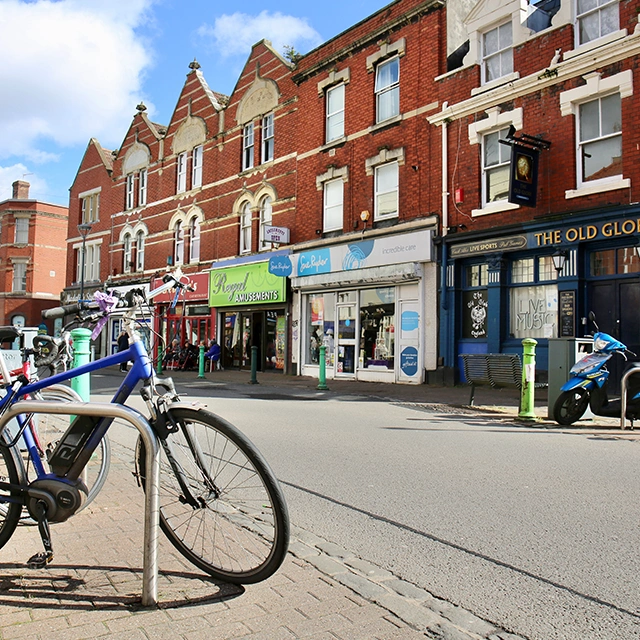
117,330,129,372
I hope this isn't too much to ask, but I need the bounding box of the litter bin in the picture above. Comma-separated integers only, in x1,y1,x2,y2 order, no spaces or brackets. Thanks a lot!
548,338,593,419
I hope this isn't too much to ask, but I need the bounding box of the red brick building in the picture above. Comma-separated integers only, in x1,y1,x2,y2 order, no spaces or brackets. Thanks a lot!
66,0,640,384
0,181,68,331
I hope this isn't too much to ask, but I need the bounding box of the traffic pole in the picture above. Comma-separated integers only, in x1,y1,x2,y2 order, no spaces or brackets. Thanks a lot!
198,344,206,379
518,338,538,420
70,327,92,401
249,345,259,384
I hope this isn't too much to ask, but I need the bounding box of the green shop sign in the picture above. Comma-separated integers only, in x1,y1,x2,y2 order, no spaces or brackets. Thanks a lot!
209,262,286,307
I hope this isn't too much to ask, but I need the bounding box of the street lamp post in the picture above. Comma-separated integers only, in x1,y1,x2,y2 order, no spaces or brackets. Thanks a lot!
78,222,93,302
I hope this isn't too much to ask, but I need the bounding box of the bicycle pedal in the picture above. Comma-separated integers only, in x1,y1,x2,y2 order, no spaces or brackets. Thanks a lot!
26,551,53,569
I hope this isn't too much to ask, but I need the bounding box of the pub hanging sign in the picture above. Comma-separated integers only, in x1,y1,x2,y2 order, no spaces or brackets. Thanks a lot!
508,145,539,208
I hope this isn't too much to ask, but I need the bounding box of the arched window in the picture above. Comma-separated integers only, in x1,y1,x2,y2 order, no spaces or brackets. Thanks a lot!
135,230,145,271
259,195,273,251
189,217,201,263
174,221,184,265
240,202,252,254
123,233,132,273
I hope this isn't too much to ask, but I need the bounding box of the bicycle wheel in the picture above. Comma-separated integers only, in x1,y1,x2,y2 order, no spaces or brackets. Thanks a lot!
0,433,25,549
29,386,111,507
137,407,289,584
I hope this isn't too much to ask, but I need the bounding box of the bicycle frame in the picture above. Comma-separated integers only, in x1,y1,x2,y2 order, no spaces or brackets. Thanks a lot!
0,340,152,486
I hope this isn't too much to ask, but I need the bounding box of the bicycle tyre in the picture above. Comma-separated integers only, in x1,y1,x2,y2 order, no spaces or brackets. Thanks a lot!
31,386,111,507
0,433,25,549
137,407,289,584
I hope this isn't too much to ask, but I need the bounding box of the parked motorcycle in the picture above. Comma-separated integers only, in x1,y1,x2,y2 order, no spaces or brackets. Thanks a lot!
553,312,640,426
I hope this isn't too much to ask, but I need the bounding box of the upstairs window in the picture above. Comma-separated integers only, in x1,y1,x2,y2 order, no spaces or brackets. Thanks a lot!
12,262,27,293
14,217,29,244
135,230,145,271
578,93,621,185
375,57,399,123
174,220,184,264
326,84,345,142
577,0,619,45
81,192,100,223
189,216,201,263
374,162,399,220
323,179,343,231
259,195,273,251
262,114,274,163
482,22,513,84
192,145,203,188
242,123,254,171
176,152,187,193
482,128,511,204
240,202,252,254
126,169,148,210
125,174,135,210
138,169,147,206
123,233,132,273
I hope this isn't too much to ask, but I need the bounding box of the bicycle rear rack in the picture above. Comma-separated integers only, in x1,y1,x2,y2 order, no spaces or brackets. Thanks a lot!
0,400,160,607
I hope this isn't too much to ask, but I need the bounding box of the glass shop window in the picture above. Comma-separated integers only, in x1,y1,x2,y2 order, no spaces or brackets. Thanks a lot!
307,292,336,365
359,287,395,369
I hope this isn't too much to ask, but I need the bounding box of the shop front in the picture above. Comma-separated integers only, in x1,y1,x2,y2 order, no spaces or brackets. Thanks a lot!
443,208,640,386
289,227,437,384
151,271,214,361
209,259,288,372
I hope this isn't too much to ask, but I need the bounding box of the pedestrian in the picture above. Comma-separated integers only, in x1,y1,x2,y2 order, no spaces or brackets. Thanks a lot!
205,339,221,371
117,330,129,372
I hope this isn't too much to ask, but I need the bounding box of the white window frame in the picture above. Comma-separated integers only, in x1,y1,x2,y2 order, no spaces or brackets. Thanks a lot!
125,174,135,210
374,162,399,221
189,217,201,263
138,168,147,206
323,179,344,231
174,221,185,265
176,152,187,193
240,202,252,254
192,145,203,188
576,0,619,46
375,57,400,123
136,230,145,271
14,217,29,244
560,70,632,199
482,127,512,206
261,114,274,163
326,83,345,143
123,233,132,273
259,195,273,251
481,21,513,85
242,123,254,171
12,262,27,293
80,191,100,223
77,242,101,283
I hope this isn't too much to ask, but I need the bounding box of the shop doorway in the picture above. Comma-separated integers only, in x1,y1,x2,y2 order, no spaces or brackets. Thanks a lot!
589,277,640,394
336,303,357,376
221,309,285,372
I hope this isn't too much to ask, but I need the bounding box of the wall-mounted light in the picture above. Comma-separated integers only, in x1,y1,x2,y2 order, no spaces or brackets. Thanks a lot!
360,210,371,231
552,248,568,275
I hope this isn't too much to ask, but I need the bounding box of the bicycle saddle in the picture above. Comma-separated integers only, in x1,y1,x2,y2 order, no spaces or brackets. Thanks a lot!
0,326,21,343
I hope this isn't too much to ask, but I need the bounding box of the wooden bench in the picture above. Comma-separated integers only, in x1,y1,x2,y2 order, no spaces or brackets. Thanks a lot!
460,353,546,405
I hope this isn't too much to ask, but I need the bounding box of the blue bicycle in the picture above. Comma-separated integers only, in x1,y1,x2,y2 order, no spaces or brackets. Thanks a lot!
0,272,289,584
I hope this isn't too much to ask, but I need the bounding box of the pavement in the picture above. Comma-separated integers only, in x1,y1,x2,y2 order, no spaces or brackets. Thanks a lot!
0,370,614,640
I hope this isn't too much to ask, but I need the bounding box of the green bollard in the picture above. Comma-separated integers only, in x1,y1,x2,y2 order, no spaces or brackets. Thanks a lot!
518,338,538,420
317,345,328,390
249,345,259,384
70,327,92,401
156,346,164,376
198,344,206,379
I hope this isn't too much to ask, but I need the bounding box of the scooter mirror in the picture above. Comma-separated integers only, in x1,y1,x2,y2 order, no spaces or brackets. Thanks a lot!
588,311,599,332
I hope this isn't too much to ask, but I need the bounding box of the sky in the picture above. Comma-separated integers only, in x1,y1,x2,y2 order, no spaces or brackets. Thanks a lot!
0,0,390,207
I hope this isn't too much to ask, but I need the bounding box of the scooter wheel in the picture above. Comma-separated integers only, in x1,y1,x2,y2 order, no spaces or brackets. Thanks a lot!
553,389,588,425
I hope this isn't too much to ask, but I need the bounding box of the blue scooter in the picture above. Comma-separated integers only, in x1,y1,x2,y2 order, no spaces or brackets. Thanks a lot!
553,312,640,426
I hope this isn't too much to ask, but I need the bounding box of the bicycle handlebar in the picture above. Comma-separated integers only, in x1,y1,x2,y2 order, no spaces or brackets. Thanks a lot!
42,301,96,320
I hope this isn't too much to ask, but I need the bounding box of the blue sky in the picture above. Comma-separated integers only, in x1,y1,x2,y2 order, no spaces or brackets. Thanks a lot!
0,0,389,206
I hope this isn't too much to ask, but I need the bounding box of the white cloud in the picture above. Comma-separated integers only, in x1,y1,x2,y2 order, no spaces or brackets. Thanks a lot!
198,11,323,58
0,0,154,161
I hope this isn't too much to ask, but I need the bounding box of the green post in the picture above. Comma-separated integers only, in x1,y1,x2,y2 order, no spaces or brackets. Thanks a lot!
317,345,328,390
518,338,538,420
249,345,259,384
70,327,92,401
198,344,206,379
156,346,164,376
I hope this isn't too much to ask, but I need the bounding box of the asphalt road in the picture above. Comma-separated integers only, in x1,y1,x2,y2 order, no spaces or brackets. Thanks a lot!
91,372,640,640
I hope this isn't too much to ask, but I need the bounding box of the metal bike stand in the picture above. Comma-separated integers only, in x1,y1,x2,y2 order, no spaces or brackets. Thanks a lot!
619,364,640,430
0,401,160,607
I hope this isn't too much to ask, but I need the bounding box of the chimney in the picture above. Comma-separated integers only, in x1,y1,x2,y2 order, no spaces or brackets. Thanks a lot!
12,181,30,200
